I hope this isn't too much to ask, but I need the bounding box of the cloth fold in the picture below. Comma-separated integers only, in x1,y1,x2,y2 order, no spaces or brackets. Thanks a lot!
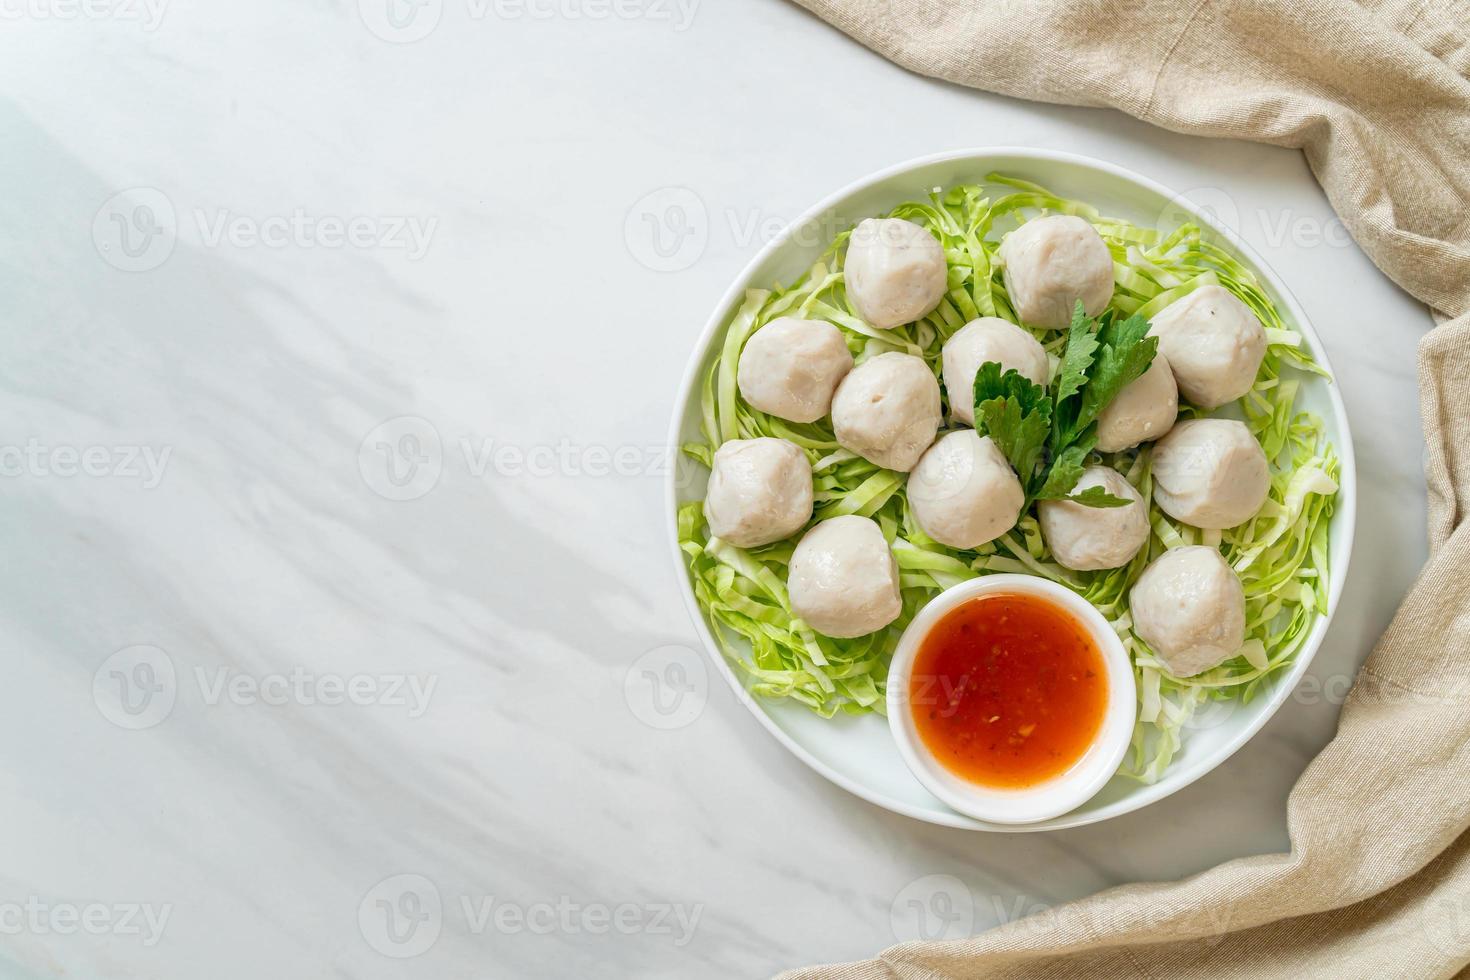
780,0,1470,975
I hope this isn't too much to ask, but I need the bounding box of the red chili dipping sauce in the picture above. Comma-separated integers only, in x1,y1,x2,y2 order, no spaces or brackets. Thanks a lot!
909,592,1108,788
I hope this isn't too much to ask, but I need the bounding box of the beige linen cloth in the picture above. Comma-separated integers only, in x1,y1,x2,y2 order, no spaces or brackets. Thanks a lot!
780,0,1470,976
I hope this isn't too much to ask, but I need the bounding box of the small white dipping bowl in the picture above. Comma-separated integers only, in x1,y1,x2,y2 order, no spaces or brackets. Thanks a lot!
887,574,1137,825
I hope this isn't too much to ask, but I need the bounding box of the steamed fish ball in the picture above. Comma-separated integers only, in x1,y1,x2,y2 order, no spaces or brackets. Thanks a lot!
843,218,948,329
1129,545,1246,677
940,317,1050,426
1037,466,1149,571
1147,285,1266,409
703,438,813,549
831,352,942,473
737,317,854,423
788,515,902,638
908,431,1024,549
1151,419,1270,529
1095,351,1179,452
998,215,1114,329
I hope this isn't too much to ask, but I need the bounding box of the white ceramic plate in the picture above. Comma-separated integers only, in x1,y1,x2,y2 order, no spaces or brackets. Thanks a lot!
666,148,1357,831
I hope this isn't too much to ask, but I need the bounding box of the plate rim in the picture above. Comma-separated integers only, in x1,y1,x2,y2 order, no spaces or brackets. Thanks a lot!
664,146,1358,832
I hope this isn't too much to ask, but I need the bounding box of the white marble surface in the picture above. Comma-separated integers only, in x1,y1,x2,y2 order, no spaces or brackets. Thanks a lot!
0,1,1434,976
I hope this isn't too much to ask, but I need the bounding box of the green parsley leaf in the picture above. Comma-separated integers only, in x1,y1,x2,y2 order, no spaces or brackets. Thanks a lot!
1053,301,1100,406
1032,438,1093,503
1064,485,1133,508
972,362,1051,484
972,359,1048,409
966,308,1152,510
1077,312,1158,433
1050,302,1102,451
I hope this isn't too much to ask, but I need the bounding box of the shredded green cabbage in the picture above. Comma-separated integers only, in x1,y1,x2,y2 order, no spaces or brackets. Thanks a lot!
678,174,1339,783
